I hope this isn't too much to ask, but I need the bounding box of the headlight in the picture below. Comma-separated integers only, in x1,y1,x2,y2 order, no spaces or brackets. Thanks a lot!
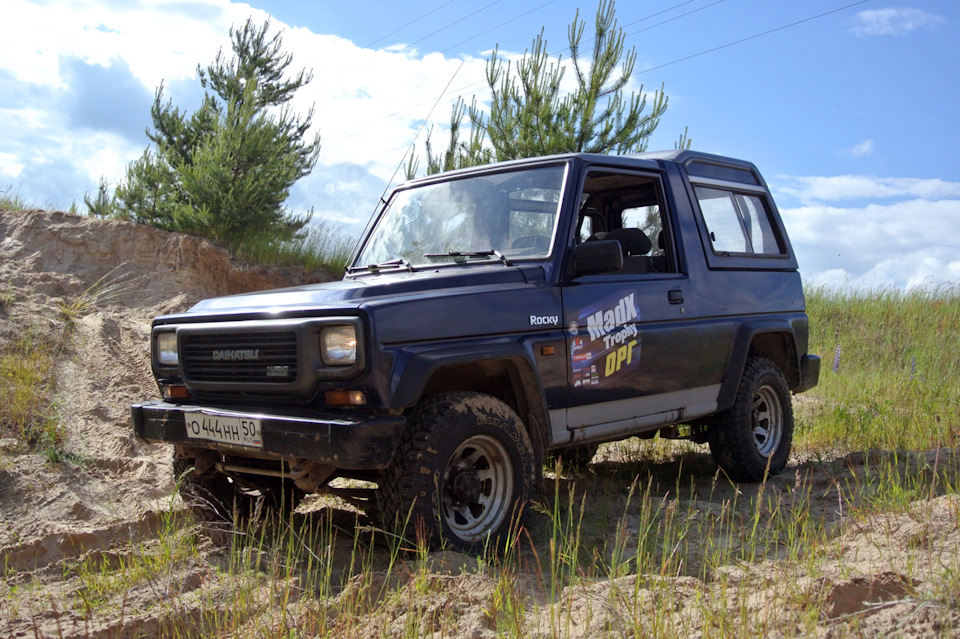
156,332,179,367
321,325,357,366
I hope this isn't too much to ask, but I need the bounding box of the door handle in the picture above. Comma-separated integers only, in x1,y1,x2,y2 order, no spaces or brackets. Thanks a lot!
668,289,684,305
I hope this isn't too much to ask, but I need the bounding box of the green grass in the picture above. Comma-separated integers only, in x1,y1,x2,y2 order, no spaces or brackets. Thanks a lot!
0,328,63,453
57,265,138,325
801,285,960,453
0,186,32,211
0,269,134,457
5,452,957,637
235,219,357,276
0,284,14,314
0,186,78,213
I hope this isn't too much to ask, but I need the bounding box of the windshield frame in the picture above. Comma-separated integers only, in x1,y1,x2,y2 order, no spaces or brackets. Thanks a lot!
349,161,571,275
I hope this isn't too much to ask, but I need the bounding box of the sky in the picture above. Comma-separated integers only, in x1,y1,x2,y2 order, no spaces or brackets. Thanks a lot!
1,0,958,289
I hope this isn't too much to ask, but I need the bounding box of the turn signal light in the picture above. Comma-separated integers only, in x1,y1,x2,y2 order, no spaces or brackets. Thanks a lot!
325,390,367,406
160,384,190,400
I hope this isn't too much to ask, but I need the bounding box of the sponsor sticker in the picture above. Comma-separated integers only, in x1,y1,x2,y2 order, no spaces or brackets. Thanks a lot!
570,291,642,388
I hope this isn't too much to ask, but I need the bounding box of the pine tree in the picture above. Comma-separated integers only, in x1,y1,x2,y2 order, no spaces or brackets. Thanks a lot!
417,0,674,176
106,18,321,252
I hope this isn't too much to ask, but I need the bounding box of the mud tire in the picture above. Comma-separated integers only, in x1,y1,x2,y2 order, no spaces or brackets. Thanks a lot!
378,392,537,552
709,357,793,482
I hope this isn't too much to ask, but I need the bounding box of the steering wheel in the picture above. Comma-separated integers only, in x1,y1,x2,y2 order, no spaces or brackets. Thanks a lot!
510,235,550,253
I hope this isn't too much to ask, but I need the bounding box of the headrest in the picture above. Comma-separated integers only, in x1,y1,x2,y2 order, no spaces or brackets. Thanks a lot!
604,227,652,256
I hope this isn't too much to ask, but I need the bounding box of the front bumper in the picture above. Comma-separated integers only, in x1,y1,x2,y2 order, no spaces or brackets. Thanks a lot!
132,401,405,470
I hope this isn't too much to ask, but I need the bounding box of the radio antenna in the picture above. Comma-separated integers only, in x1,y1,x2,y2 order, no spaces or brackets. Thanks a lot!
375,58,466,208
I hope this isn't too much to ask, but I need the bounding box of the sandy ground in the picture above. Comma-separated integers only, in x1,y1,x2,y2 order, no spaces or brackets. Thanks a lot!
0,209,957,638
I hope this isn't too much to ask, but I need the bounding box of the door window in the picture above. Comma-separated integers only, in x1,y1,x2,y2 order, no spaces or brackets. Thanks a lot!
577,172,675,274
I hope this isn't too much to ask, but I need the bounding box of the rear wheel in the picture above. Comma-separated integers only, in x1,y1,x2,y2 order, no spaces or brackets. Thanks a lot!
549,444,599,472
709,357,793,482
378,392,537,552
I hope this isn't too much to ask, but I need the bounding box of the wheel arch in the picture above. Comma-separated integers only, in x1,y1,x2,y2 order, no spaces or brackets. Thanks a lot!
390,346,550,459
716,321,801,412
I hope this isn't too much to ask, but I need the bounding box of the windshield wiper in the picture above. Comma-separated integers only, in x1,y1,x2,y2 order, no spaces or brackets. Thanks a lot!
364,257,417,273
423,250,513,266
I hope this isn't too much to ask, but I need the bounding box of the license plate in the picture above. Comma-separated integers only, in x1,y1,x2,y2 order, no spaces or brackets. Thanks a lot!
184,411,262,448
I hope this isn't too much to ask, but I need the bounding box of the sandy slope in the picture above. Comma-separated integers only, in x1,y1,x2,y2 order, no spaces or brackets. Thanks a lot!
0,209,326,569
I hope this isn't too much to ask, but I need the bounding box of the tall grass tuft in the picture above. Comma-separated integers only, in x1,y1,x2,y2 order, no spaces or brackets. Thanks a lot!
0,186,79,213
0,186,32,211
0,328,64,453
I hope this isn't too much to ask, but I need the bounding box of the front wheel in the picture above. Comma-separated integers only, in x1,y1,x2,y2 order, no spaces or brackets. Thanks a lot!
709,357,793,482
378,392,537,552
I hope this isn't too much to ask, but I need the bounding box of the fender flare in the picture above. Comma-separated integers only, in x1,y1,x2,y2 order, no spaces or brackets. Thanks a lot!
716,320,800,412
387,341,551,451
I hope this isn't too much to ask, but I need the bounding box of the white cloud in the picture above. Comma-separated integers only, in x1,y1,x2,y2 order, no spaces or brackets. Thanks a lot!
803,255,960,292
0,107,49,130
848,139,874,157
0,0,491,209
0,152,25,178
780,198,960,290
3,0,957,293
850,8,945,37
289,39,489,179
0,0,253,89
775,175,960,204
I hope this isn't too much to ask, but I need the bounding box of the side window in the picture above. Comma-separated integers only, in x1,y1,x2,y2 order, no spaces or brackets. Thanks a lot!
695,187,784,256
578,171,676,274
736,194,782,254
577,211,601,243
696,188,748,253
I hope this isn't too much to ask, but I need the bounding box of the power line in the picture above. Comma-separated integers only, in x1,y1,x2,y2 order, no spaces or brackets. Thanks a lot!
361,0,461,49
320,1,728,146
315,0,879,200
320,0,508,105
323,0,874,148
622,0,705,29
401,0,505,51
542,1,728,61
637,0,875,74
440,0,560,55
381,59,466,195
626,0,728,39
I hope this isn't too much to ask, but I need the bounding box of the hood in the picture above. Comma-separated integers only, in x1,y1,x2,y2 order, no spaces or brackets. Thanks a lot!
160,264,545,322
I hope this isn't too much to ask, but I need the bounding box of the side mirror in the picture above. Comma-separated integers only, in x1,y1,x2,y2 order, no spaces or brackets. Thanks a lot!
572,240,623,276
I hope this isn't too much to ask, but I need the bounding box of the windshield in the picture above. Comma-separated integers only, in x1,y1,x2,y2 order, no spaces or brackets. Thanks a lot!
354,164,567,270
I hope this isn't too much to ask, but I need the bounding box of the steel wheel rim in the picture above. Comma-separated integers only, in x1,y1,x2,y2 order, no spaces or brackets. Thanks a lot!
752,384,783,457
441,434,514,542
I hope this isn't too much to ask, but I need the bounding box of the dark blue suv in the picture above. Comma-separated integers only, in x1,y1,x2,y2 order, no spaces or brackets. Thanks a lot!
133,150,820,551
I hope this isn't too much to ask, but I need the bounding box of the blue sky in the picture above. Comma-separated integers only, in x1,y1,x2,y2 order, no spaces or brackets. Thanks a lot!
1,0,957,288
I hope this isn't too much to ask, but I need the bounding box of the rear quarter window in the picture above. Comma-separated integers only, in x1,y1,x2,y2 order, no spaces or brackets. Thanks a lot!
694,186,785,256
